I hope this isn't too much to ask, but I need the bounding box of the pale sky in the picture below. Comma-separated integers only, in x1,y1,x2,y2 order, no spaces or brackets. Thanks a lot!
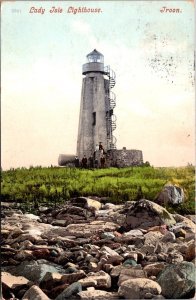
1,1,195,170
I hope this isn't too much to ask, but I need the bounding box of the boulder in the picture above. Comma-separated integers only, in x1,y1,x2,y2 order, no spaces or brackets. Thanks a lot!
144,231,163,246
104,264,113,273
78,287,119,299
22,285,49,300
185,240,195,261
95,209,112,218
14,250,34,261
60,270,86,284
147,255,158,262
118,268,146,285
123,259,137,266
104,255,124,265
157,261,195,298
155,184,184,205
38,206,51,213
8,228,24,239
4,259,65,283
89,262,99,272
23,213,41,221
64,221,118,237
39,272,63,290
110,211,127,226
123,251,138,261
64,266,79,274
143,263,166,277
15,233,42,244
79,271,111,288
85,198,102,210
51,220,67,226
110,265,134,277
19,240,35,249
100,245,124,265
140,244,155,256
125,199,176,230
174,243,188,256
123,229,144,237
118,278,162,299
2,271,30,292
102,203,116,210
55,282,82,300
100,245,121,257
161,231,176,243
60,206,88,218
172,215,196,233
71,197,102,211
165,252,184,264
32,249,50,259
147,225,167,234
101,232,115,240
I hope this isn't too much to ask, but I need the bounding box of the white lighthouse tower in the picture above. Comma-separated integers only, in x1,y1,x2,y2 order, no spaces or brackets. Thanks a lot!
76,49,117,160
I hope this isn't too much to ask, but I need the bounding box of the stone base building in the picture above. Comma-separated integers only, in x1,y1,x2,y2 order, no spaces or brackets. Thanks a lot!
58,148,143,168
107,148,143,167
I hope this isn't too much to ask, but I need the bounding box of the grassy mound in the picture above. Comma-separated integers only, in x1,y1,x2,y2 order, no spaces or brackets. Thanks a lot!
1,165,195,214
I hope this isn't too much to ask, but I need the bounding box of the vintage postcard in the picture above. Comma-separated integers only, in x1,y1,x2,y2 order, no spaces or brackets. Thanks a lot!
1,1,195,299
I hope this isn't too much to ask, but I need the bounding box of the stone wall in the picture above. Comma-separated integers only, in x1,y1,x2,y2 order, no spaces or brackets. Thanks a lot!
107,148,143,167
58,148,143,168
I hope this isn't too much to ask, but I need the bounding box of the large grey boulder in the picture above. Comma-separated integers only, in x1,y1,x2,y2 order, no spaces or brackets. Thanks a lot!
125,199,176,230
55,282,82,300
4,260,64,283
157,261,195,298
156,184,184,205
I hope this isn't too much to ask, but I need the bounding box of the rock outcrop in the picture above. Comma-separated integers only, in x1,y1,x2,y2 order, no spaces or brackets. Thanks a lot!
1,197,195,300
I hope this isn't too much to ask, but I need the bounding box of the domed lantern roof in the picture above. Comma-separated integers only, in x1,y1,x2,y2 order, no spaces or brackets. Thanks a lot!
86,49,104,63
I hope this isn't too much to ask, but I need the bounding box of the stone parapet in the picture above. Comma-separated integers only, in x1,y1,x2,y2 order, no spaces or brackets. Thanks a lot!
107,149,143,167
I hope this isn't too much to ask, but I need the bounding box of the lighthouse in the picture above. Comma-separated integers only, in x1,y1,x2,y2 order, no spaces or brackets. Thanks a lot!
58,50,143,167
76,49,117,160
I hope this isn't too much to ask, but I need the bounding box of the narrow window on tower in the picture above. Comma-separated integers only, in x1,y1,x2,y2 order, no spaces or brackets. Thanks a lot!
92,112,96,126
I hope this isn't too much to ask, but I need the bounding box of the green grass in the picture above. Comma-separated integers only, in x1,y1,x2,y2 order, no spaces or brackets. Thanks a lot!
1,165,195,214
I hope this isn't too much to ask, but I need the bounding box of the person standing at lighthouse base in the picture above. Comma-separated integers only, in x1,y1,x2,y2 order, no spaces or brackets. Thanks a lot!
100,155,106,168
81,155,87,168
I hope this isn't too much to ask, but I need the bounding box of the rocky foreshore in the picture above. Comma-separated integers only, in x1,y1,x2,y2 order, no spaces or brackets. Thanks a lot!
1,197,195,299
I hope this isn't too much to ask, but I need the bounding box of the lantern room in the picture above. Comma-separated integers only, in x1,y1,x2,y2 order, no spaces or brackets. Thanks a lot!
86,49,104,63
82,49,105,75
